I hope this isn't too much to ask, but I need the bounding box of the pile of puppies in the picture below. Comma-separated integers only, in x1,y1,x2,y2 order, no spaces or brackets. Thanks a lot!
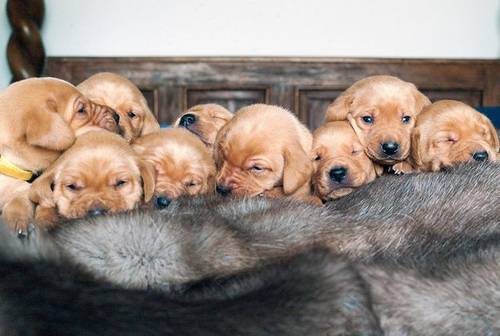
0,73,497,233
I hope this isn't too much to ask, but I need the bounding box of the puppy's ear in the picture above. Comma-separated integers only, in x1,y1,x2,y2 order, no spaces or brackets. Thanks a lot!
411,86,431,115
410,127,426,167
324,93,354,122
29,170,56,208
480,114,500,151
140,106,160,136
139,160,156,202
283,144,313,195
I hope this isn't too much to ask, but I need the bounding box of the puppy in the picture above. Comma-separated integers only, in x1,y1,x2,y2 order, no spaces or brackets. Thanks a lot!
0,77,119,212
174,104,233,148
411,100,499,171
311,121,381,201
214,104,313,201
325,75,430,173
77,72,160,142
3,131,155,232
132,128,216,208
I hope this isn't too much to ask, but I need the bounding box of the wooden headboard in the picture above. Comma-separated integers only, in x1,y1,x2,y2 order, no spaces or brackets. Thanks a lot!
47,57,500,129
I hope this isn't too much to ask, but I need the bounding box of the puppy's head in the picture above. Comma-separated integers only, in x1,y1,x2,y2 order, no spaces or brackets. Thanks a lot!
174,104,233,148
214,104,313,198
77,72,160,142
132,128,216,209
312,121,379,201
411,100,499,171
30,131,155,219
7,77,120,136
325,75,430,165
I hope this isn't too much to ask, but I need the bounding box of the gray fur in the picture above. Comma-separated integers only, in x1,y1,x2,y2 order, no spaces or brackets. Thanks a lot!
0,162,499,335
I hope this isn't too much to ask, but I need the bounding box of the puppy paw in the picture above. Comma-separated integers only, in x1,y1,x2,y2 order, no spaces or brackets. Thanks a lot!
2,200,34,234
34,206,60,230
391,162,415,175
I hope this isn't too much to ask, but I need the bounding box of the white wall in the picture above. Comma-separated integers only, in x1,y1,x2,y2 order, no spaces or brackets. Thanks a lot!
1,0,499,89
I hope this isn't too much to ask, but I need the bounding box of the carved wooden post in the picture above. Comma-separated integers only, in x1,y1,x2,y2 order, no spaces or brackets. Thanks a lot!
7,0,45,83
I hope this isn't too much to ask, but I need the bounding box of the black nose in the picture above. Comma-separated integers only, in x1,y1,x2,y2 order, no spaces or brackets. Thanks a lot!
329,166,347,183
472,151,489,162
154,195,171,209
216,184,232,197
112,112,120,123
180,113,196,128
87,208,107,217
381,142,399,155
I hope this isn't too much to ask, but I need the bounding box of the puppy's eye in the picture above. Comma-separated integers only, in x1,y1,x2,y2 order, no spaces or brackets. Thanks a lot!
314,155,321,161
362,116,373,124
128,111,137,119
77,104,87,114
66,184,80,191
184,181,198,188
352,149,362,155
249,165,265,173
402,116,411,124
115,180,127,188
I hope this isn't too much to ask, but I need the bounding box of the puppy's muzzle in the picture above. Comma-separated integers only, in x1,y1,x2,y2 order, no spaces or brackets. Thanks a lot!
216,184,232,197
153,195,171,209
329,166,347,183
87,208,107,217
179,114,196,128
472,151,489,162
381,142,399,156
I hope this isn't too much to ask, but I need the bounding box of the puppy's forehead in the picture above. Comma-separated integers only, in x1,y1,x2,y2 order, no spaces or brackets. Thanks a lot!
314,122,358,147
352,82,415,112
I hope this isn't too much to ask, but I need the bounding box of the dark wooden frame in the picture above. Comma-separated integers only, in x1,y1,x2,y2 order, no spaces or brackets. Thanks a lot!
47,57,499,129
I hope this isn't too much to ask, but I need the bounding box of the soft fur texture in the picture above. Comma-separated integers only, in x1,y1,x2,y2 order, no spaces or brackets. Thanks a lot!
132,128,216,203
411,100,499,171
174,103,233,149
0,163,499,335
77,72,160,142
0,77,119,213
324,75,430,173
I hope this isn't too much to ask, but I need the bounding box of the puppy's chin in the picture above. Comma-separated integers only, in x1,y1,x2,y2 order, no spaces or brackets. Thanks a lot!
324,187,354,200
366,147,409,165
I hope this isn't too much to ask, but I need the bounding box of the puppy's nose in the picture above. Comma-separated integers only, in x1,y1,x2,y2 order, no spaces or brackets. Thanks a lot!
180,114,196,128
329,166,347,183
472,151,489,162
87,208,107,217
216,184,232,197
112,112,120,123
381,142,399,155
154,195,171,209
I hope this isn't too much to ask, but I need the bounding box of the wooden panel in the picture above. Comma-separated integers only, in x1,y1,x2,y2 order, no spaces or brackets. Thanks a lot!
296,88,344,130
421,89,483,107
46,57,500,129
184,88,269,113
139,88,159,119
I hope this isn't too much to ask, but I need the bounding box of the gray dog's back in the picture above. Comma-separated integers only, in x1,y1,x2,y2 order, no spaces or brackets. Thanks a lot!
0,162,499,335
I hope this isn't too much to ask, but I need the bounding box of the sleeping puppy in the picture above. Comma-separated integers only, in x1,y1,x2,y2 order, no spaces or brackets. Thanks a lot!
77,72,160,142
3,131,155,232
411,100,499,171
325,75,430,174
0,77,119,211
214,104,313,201
174,104,233,148
132,128,216,208
311,121,382,201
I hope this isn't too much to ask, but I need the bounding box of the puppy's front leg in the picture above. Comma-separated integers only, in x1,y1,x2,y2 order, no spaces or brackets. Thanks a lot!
391,160,415,175
2,190,34,234
34,206,60,230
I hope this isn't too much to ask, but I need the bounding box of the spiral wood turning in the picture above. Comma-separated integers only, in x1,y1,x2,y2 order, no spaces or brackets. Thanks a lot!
7,0,45,83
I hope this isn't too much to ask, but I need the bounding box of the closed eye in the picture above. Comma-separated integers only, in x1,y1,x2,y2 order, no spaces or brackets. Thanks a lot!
249,165,265,173
115,180,127,187
66,183,81,191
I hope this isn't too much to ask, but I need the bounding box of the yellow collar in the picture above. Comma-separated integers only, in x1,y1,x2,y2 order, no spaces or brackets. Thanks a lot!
0,155,35,182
